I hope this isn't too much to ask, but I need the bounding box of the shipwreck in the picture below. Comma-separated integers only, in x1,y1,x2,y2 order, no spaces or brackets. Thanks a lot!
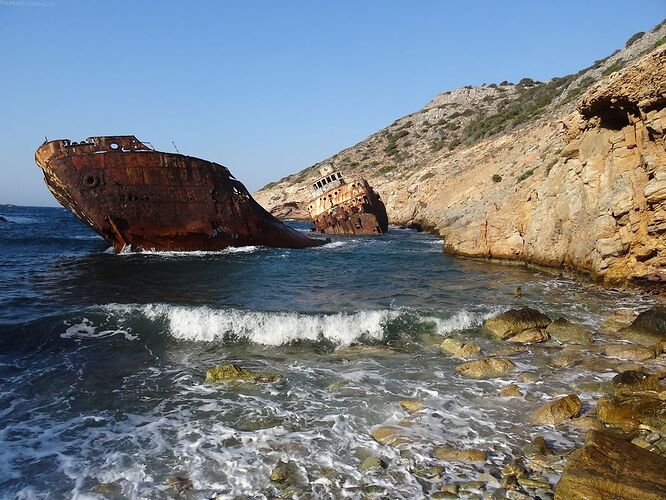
307,166,388,235
35,135,327,252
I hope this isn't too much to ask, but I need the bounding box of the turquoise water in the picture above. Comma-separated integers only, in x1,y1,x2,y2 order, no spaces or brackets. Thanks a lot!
0,206,656,498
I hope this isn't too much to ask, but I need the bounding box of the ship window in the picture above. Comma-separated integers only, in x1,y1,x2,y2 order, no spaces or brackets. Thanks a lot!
337,173,342,179
109,142,119,150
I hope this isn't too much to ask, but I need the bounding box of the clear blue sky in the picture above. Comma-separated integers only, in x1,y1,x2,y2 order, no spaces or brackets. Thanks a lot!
1,1,663,207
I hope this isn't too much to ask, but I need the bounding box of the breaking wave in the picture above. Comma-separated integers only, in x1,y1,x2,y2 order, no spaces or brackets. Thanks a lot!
108,246,260,256
97,303,499,346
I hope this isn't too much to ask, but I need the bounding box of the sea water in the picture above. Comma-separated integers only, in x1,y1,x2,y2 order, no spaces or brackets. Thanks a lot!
0,206,658,498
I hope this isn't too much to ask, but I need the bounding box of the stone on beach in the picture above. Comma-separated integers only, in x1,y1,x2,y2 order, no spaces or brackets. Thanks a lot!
620,307,666,347
399,399,423,412
522,436,552,457
205,363,283,384
531,395,582,424
455,356,516,379
483,307,551,341
555,430,666,499
505,327,549,344
500,384,522,397
545,318,593,344
371,426,410,447
440,338,481,358
433,446,487,462
605,344,655,361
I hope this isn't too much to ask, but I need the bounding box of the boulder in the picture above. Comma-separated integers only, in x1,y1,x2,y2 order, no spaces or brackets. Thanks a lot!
569,416,605,431
612,370,662,396
555,430,666,499
371,426,409,447
620,306,666,347
601,309,637,334
522,436,552,457
455,357,516,379
605,344,655,361
484,308,551,340
270,460,302,485
597,394,666,430
205,363,283,384
550,351,581,368
399,399,423,412
531,395,582,424
546,318,593,344
166,476,193,494
433,446,487,462
440,338,481,358
500,384,522,397
505,328,549,344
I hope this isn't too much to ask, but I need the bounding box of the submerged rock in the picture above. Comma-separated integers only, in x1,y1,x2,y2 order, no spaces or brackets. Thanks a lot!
569,416,605,431
555,430,666,499
605,344,655,361
205,363,283,384
500,384,522,398
546,318,593,345
440,338,481,358
601,308,637,334
399,399,423,412
359,456,388,472
270,460,302,486
620,307,666,347
371,426,410,447
433,446,487,462
483,308,551,340
166,476,193,494
455,356,515,379
330,344,396,360
522,436,552,457
531,395,582,424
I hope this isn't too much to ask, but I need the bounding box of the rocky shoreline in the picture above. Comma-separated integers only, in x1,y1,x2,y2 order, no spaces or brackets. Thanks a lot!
179,305,666,499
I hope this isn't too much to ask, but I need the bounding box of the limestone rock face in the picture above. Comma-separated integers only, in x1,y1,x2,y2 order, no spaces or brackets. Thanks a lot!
531,395,582,424
255,33,666,291
555,430,666,500
455,357,516,379
484,308,551,340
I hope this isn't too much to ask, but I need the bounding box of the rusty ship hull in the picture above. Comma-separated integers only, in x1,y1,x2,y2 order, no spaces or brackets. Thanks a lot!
35,136,326,252
308,174,388,236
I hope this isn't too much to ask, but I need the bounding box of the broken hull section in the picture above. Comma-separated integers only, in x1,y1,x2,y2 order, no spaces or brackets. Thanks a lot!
35,136,326,252
308,179,389,235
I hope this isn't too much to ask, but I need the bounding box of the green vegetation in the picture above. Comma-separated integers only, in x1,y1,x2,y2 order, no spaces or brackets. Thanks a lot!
377,165,398,174
655,38,665,49
602,59,625,76
560,76,595,104
625,31,645,48
516,168,535,182
491,174,502,183
261,181,277,190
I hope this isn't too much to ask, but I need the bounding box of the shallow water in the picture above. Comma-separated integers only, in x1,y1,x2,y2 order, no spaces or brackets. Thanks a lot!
0,206,659,498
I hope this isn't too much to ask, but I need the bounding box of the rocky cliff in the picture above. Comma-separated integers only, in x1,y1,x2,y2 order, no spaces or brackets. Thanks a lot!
255,23,666,289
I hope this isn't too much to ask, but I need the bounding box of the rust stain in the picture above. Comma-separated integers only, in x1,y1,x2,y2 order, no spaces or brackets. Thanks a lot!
35,135,327,252
307,166,389,235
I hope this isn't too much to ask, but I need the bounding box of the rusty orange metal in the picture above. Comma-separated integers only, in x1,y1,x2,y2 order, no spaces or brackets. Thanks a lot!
307,167,388,235
35,136,327,252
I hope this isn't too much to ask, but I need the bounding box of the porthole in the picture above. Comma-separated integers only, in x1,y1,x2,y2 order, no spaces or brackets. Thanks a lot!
82,174,100,189
109,142,119,150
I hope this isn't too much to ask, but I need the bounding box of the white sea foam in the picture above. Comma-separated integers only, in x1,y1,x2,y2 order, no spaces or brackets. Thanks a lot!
110,246,260,257
98,303,501,346
61,318,132,340
140,304,400,345
432,308,502,335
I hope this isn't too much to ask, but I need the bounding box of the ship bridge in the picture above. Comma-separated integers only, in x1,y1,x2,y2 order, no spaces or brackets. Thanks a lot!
311,168,345,198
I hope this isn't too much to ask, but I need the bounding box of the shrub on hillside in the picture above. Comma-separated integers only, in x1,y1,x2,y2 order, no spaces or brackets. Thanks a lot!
492,174,502,183
625,31,645,48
